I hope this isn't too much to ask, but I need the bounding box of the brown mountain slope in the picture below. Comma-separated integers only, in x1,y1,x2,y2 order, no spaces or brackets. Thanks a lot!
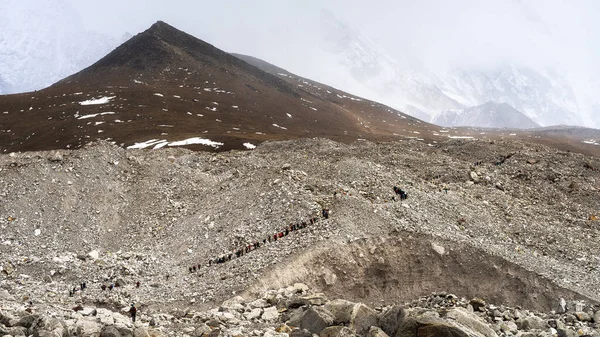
0,21,438,153
0,21,599,156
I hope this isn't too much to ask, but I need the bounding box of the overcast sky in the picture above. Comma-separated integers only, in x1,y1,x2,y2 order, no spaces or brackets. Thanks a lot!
63,0,600,75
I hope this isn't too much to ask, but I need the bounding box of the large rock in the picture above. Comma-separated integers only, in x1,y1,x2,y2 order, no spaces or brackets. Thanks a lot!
74,320,102,336
445,308,497,337
395,310,479,337
516,315,548,331
29,316,66,337
325,299,356,324
299,307,334,334
594,310,600,323
133,326,150,337
100,325,124,337
193,323,211,337
366,326,389,337
350,304,378,336
416,322,470,337
262,306,279,321
14,314,39,329
379,306,406,336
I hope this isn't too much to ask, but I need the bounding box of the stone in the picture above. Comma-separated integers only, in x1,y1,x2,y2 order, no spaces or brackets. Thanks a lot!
320,326,356,337
469,298,486,312
14,315,38,329
193,323,211,337
366,326,389,337
276,324,292,334
470,171,479,183
516,315,547,331
245,308,262,320
292,283,309,294
100,325,122,337
593,310,600,323
574,312,592,322
416,322,469,337
289,328,312,337
557,328,578,337
379,306,405,337
299,307,334,334
75,320,102,337
133,326,150,337
431,242,445,256
350,304,379,336
261,306,279,322
249,299,269,309
324,299,356,324
287,297,311,309
445,308,497,337
499,321,518,334
88,250,100,260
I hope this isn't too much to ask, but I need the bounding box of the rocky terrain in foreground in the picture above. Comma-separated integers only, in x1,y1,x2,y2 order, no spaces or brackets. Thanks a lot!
0,283,599,336
1,137,599,336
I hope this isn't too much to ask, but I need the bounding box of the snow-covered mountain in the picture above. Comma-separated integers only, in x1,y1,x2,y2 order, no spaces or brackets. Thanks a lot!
278,11,595,129
433,101,540,129
0,0,125,94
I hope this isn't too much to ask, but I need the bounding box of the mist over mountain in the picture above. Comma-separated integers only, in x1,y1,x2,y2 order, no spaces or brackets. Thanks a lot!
0,0,126,94
2,1,598,129
432,102,541,129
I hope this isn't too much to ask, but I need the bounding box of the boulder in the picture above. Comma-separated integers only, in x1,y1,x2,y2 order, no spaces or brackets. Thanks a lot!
133,326,150,337
515,315,548,331
299,307,334,334
379,306,406,336
366,326,389,337
350,304,378,336
416,322,470,337
193,323,211,337
445,308,497,337
574,312,592,322
244,308,262,320
594,310,600,323
14,314,38,329
469,298,486,312
320,326,356,337
100,325,123,337
286,308,306,327
325,299,356,324
29,316,65,337
75,320,102,336
261,306,279,321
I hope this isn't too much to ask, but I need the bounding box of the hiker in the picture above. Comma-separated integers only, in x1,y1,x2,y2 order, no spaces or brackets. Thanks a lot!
69,289,73,297
322,209,329,219
108,284,114,291
72,286,77,295
101,284,107,291
129,303,137,322
189,267,193,273
136,281,140,288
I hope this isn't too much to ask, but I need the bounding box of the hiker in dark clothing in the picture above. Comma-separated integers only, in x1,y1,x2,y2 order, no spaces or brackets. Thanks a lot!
189,267,193,273
136,281,140,288
285,228,289,236
129,303,137,322
108,284,114,291
101,284,107,291
322,209,329,219
193,266,197,272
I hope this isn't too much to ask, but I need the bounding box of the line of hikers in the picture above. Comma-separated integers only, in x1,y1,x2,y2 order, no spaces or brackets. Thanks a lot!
189,210,331,271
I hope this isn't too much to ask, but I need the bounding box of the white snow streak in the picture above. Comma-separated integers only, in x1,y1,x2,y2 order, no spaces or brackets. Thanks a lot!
79,96,115,105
